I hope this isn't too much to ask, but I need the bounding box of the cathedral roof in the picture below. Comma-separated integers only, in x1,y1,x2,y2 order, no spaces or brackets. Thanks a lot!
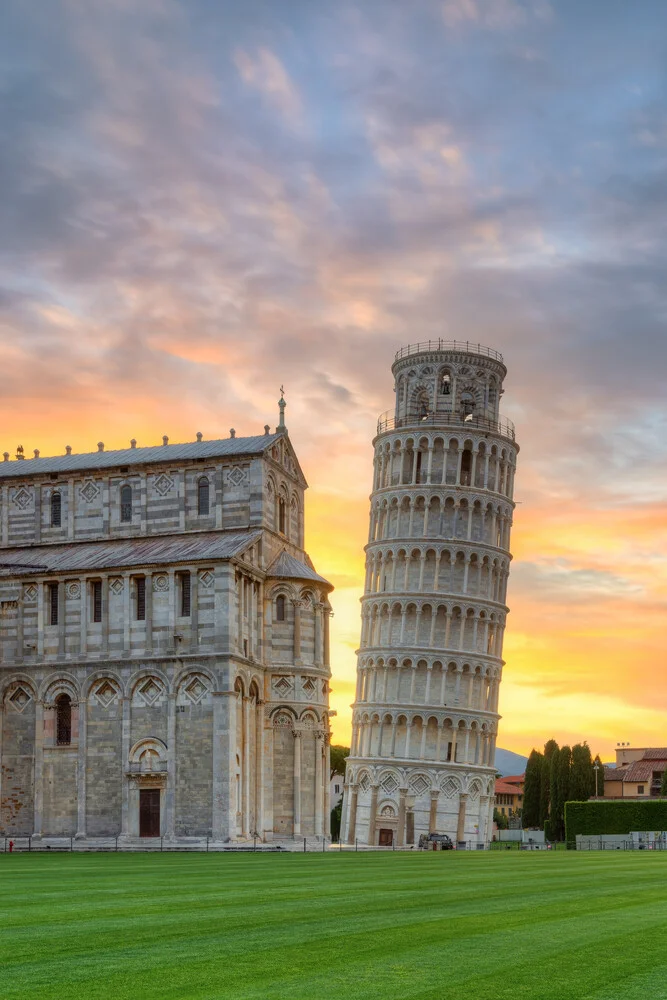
266,550,332,589
0,434,281,479
0,530,262,575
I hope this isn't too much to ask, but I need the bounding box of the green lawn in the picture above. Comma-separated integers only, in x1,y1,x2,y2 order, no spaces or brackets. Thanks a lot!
2,852,667,999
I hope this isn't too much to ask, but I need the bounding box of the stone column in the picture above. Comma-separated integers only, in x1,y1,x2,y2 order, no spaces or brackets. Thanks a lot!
429,790,440,834
397,787,407,847
367,783,379,845
292,730,302,837
242,695,250,837
58,584,65,657
165,693,176,839
479,794,490,844
212,689,236,842
33,701,44,839
324,733,331,837
255,701,264,838
456,792,468,844
101,574,109,657
315,730,324,838
145,572,153,656
314,605,322,667
293,601,302,663
323,610,331,668
75,698,87,839
347,783,359,844
120,697,131,837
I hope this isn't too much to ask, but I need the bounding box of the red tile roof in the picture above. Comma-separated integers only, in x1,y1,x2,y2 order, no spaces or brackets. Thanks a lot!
501,774,525,784
495,779,523,796
641,749,667,761
622,760,667,782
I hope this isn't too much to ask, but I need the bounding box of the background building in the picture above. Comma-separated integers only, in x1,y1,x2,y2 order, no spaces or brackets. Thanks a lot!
0,406,333,842
604,747,667,799
343,340,518,847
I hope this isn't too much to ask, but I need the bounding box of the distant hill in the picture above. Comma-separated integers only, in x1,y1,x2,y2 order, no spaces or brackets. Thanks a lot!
494,747,528,776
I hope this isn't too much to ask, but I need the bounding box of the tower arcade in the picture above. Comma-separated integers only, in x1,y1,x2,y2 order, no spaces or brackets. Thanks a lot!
342,341,519,848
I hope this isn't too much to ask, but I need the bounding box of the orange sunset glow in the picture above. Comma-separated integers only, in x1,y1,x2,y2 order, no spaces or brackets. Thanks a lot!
3,0,667,761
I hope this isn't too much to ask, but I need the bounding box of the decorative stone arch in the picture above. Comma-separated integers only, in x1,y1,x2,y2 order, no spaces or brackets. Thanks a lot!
129,737,167,768
299,709,319,727
408,771,433,797
270,706,297,727
1,673,38,702
41,673,80,704
2,676,37,714
440,773,462,797
126,667,171,700
176,670,215,707
84,670,124,702
173,664,216,696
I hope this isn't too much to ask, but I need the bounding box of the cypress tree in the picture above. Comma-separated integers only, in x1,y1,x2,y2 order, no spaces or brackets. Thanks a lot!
554,745,572,840
523,749,543,827
541,739,559,828
571,743,594,801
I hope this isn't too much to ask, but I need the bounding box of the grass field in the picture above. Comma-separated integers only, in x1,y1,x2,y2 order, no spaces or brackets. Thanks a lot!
2,852,667,1000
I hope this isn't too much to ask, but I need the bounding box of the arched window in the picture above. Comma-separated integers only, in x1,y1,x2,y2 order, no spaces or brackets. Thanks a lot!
120,484,132,523
461,448,472,486
278,497,286,534
276,595,286,621
460,392,475,418
440,371,451,395
50,492,62,527
416,391,430,421
56,694,72,746
198,477,210,516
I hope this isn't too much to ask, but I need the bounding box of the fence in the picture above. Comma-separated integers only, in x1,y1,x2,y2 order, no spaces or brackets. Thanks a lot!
2,836,490,854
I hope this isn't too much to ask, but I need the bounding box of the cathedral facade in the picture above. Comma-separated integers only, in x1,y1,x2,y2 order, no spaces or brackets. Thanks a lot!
0,408,333,842
343,341,518,848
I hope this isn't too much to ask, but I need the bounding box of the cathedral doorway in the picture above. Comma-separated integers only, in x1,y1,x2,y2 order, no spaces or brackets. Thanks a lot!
378,828,393,847
139,788,161,837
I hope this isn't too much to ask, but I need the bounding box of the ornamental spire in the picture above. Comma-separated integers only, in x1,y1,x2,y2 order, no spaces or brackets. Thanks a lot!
277,385,287,433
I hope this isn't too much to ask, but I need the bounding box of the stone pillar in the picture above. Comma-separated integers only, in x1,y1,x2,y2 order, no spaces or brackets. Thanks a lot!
212,689,236,842
100,574,108,657
255,701,264,838
479,794,489,845
315,730,324,838
429,790,440,834
367,783,379,845
144,572,153,655
323,610,331,669
456,792,468,844
324,733,331,837
292,730,302,837
165,693,176,839
406,802,415,845
347,784,358,844
75,698,87,839
293,601,302,663
242,696,251,837
58,584,65,657
120,697,131,837
397,787,407,846
314,605,322,666
33,700,44,839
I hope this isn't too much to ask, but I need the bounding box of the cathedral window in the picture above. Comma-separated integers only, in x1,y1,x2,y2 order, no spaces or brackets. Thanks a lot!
56,694,72,746
48,583,59,625
179,572,191,617
120,484,132,523
135,577,146,621
276,595,286,621
92,580,103,623
278,497,286,534
50,492,62,527
198,477,210,516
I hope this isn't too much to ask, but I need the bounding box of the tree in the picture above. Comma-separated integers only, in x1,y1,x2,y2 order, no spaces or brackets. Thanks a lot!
661,769,667,797
329,745,350,780
570,743,595,801
540,739,559,828
330,801,343,842
493,808,509,830
593,755,605,798
550,745,572,841
523,749,543,827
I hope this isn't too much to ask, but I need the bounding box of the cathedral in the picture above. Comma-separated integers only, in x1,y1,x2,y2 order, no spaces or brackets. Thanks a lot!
0,401,333,843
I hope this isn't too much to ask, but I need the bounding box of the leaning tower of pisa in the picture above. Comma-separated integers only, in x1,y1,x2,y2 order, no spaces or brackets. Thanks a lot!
342,341,519,848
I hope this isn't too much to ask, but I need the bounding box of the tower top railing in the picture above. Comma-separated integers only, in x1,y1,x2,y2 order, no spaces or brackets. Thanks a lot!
377,410,516,441
394,341,504,363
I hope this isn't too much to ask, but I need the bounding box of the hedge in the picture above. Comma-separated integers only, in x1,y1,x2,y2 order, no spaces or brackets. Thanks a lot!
565,799,667,847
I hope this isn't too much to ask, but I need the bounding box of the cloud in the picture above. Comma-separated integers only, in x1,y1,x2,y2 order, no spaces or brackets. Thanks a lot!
1,0,667,752
234,47,302,123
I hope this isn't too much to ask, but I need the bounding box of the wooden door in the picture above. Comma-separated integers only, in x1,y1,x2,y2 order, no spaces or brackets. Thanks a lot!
139,788,161,837
379,828,393,846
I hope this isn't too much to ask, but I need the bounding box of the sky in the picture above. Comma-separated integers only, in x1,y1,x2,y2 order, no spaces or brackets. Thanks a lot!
2,0,666,759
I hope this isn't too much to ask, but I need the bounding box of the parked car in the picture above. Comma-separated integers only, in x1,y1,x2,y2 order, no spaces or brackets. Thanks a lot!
418,832,454,850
